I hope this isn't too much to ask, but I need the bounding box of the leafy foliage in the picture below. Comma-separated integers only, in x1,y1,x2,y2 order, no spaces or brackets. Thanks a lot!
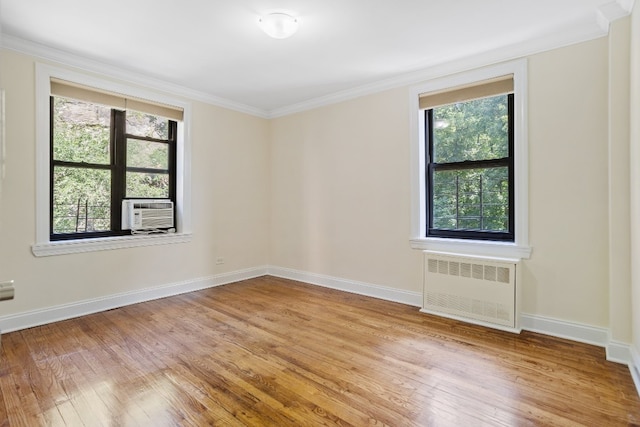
431,95,510,232
52,98,111,233
52,97,171,234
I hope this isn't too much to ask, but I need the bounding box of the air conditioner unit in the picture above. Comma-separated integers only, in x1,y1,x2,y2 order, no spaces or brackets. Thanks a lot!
122,199,174,231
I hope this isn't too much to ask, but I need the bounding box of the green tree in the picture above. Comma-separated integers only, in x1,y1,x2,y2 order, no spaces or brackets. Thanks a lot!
52,98,171,234
431,95,510,232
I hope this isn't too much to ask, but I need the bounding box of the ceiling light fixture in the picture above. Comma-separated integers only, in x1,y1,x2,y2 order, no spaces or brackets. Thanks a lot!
258,13,299,39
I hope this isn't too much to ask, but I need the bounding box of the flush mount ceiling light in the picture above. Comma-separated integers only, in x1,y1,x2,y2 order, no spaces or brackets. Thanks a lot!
258,13,299,39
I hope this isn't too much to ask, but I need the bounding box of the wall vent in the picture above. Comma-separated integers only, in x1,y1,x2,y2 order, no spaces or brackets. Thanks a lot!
422,251,520,332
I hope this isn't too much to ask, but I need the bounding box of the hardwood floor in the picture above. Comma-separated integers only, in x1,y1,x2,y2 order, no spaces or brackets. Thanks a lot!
1,276,639,426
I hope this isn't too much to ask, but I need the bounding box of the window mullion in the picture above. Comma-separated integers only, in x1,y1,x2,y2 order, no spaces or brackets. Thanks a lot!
168,120,177,202
125,166,170,175
112,109,127,233
508,93,515,237
52,160,113,170
49,97,55,238
432,158,510,171
124,134,171,144
426,109,434,232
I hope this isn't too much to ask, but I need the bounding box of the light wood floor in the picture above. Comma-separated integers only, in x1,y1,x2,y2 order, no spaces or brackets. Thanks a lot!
1,276,639,426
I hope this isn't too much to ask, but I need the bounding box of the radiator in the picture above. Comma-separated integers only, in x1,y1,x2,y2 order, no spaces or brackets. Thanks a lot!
421,251,520,332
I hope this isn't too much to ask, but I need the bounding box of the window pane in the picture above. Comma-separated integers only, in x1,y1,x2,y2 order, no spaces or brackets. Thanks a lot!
52,166,111,234
433,95,509,163
53,97,111,164
126,172,170,198
126,110,169,139
432,167,509,232
127,139,169,169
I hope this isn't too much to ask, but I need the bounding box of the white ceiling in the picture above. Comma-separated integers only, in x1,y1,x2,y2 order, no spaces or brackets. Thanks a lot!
0,0,630,116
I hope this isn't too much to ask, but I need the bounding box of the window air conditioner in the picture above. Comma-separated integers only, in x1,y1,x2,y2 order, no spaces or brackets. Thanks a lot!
122,199,174,231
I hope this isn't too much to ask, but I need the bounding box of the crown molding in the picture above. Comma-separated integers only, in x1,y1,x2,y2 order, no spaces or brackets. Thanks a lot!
597,0,635,32
0,34,270,119
268,19,609,118
617,0,636,13
3,0,632,120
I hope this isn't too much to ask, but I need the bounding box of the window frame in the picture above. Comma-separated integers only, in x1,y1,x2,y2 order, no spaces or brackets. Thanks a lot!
33,63,192,256
49,102,178,240
409,59,531,259
426,93,515,241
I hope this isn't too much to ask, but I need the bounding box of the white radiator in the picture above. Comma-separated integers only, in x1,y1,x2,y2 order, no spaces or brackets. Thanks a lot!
421,251,521,332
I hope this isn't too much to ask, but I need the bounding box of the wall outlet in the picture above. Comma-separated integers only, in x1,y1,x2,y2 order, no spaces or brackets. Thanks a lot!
0,280,15,301
215,257,225,265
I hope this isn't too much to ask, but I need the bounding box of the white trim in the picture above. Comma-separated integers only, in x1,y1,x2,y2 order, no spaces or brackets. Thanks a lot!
2,35,269,119
0,266,268,334
597,1,634,32
34,63,192,254
32,232,193,257
270,267,634,367
267,266,423,307
268,19,609,118
630,346,640,397
520,313,609,347
1,15,618,121
1,265,635,377
607,340,632,364
521,313,638,373
616,0,636,14
412,238,532,259
409,59,530,260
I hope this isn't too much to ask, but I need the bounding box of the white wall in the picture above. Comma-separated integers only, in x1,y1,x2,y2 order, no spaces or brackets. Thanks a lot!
270,37,612,328
524,39,610,326
0,49,270,319
0,30,631,350
269,90,423,292
608,16,632,345
630,3,640,365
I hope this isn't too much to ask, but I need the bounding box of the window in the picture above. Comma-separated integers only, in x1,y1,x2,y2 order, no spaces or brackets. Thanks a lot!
33,64,192,256
409,60,530,259
426,89,514,241
51,96,177,239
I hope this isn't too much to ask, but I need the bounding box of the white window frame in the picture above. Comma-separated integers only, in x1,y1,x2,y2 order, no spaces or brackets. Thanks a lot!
409,59,531,259
32,63,192,257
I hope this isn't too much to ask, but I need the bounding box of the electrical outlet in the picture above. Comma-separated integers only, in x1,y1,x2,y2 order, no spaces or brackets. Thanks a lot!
0,280,15,301
215,257,225,265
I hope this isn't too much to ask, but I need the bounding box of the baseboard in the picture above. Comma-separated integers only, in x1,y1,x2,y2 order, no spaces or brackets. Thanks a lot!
0,266,268,334
268,267,634,365
267,266,423,307
2,263,635,385
630,346,640,397
520,313,609,347
606,340,632,364
267,268,638,395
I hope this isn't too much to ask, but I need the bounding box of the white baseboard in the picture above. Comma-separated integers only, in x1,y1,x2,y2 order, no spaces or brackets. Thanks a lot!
2,264,637,397
520,313,610,347
268,267,636,364
0,266,268,334
517,312,638,395
267,266,423,307
607,340,633,365
630,346,640,397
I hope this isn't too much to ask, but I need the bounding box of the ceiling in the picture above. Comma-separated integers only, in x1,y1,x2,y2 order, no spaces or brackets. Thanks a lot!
0,0,630,117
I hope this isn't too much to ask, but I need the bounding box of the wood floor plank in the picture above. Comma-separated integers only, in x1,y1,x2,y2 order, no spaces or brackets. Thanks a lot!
1,276,639,426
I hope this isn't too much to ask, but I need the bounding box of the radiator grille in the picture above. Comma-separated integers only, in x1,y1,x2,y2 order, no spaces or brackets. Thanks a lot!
422,252,519,331
428,257,510,284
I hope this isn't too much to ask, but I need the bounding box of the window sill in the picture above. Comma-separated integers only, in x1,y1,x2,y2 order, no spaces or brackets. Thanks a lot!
410,237,532,259
32,232,193,257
